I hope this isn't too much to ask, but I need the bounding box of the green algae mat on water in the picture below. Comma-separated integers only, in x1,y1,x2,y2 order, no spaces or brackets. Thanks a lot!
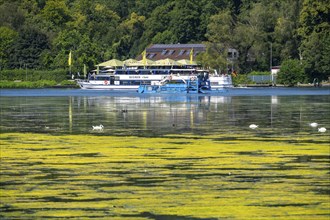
0,132,329,219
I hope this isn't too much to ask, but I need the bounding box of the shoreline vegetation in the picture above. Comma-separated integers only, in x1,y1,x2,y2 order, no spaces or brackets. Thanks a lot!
0,80,79,89
0,69,78,88
1,69,329,89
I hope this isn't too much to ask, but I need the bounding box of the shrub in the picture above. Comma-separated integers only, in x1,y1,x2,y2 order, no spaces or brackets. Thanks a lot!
277,59,306,86
232,74,254,86
0,69,68,82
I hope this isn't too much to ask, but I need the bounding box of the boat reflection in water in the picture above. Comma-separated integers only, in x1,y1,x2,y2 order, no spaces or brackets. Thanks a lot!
1,90,329,136
52,94,330,135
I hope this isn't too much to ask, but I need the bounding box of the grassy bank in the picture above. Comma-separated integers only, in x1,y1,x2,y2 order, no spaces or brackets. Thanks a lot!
0,69,80,88
0,80,78,89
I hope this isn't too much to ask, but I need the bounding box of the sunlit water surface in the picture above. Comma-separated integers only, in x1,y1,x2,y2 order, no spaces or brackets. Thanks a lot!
0,88,329,219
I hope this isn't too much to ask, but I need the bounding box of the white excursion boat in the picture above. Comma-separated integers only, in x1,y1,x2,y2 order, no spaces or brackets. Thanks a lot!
78,66,233,90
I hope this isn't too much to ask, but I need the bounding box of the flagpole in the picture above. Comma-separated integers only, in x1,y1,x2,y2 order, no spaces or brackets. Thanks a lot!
68,50,72,78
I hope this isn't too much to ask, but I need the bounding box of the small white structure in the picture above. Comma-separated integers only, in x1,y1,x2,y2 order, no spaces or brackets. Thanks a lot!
271,66,280,75
271,66,280,86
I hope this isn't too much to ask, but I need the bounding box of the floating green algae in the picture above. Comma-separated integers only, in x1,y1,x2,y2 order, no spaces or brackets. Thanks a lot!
0,132,329,219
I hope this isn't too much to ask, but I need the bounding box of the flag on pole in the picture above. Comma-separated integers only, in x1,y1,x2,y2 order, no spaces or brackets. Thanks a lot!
142,50,146,66
189,48,194,64
83,64,87,78
68,50,72,66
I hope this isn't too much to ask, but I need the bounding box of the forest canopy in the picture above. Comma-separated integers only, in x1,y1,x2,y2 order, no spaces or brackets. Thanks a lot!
0,0,329,81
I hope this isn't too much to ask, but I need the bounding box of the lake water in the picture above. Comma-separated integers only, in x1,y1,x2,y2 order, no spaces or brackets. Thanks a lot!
1,87,330,136
1,88,329,219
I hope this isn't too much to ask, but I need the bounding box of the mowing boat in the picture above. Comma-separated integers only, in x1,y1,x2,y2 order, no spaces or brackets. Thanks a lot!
137,73,227,94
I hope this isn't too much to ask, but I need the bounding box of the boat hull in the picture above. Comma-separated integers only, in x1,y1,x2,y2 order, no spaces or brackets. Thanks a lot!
78,74,233,90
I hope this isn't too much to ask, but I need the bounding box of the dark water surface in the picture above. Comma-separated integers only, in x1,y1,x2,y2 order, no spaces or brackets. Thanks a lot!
1,88,329,136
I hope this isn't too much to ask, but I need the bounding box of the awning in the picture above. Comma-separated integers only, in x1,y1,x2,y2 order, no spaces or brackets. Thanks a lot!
98,59,123,67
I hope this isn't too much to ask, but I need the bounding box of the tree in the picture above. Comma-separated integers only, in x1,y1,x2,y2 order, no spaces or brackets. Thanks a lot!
273,0,302,64
0,26,18,69
41,0,71,29
206,9,235,46
168,0,202,43
110,12,145,59
140,2,175,50
204,10,235,72
0,2,25,30
298,0,330,81
233,2,278,72
196,43,228,73
8,26,50,69
277,59,306,86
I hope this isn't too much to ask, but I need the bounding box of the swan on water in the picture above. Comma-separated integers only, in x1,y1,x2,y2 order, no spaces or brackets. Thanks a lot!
92,124,104,130
318,127,326,133
309,122,318,128
249,124,258,129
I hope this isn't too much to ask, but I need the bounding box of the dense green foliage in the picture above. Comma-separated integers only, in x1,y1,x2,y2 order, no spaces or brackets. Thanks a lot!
0,0,329,82
0,69,68,82
0,80,54,88
277,59,306,86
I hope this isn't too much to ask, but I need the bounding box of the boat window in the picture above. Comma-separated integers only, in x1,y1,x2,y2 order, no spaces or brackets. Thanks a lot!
120,80,143,86
141,81,151,85
161,50,168,55
95,76,110,80
168,50,175,55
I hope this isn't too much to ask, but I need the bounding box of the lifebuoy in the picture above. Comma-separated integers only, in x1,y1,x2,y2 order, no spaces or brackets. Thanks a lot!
104,80,108,85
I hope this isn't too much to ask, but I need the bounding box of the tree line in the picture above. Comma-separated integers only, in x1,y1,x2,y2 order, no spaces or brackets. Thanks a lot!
0,0,329,82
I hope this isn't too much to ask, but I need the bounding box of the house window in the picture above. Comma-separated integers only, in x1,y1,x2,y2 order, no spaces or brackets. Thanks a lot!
178,50,185,55
148,53,156,58
168,50,175,55
161,50,168,55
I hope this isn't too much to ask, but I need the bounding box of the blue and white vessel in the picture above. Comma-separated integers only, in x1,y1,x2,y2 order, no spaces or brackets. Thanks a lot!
137,74,227,94
78,64,233,90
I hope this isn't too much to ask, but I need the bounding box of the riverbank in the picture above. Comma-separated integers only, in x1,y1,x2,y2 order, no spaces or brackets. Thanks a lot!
0,80,79,89
237,82,330,88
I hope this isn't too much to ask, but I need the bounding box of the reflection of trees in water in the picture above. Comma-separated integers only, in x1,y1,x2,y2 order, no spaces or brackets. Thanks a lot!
1,95,329,135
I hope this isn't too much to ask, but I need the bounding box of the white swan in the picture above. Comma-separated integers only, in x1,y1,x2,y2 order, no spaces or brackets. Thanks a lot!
249,124,258,129
318,127,326,133
92,124,104,130
309,122,318,128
